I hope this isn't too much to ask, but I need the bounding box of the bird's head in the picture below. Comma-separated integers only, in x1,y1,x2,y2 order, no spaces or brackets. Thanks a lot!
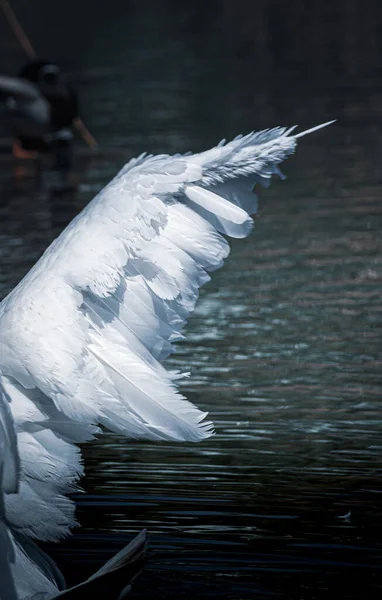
18,60,63,87
38,64,61,86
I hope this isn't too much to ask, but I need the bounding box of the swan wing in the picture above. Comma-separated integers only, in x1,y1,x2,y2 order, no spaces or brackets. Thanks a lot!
0,122,333,597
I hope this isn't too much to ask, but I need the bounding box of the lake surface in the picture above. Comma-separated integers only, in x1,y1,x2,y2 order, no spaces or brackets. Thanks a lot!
0,1,382,598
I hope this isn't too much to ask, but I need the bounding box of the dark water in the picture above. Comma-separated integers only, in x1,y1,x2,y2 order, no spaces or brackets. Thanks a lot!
1,1,382,598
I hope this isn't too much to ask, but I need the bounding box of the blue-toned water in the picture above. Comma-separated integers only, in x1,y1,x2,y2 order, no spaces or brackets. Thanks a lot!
1,2,382,598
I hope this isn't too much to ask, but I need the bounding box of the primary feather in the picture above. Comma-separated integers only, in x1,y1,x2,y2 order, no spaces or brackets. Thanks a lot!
0,121,333,599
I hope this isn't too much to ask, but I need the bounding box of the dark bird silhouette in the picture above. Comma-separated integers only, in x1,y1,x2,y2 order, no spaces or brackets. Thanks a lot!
0,60,79,175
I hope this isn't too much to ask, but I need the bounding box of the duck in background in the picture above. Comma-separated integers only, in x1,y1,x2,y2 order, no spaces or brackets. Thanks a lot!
0,60,80,187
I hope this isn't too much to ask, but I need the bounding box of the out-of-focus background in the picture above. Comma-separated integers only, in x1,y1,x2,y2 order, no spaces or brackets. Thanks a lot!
1,1,382,598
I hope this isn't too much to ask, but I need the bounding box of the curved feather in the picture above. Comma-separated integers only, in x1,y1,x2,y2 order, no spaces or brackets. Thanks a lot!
0,122,333,598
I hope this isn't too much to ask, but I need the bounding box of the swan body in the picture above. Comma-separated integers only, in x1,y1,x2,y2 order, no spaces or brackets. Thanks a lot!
0,121,333,599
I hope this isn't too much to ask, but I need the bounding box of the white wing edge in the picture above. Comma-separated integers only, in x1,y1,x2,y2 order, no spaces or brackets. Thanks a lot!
0,121,334,598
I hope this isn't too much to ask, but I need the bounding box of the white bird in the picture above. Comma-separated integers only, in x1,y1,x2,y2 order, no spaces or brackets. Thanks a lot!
0,121,334,599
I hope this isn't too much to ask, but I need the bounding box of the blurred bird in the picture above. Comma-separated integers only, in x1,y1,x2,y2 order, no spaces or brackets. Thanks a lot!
0,120,333,599
0,60,79,182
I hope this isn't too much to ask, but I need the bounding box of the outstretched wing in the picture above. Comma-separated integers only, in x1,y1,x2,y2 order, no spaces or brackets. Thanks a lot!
0,122,333,597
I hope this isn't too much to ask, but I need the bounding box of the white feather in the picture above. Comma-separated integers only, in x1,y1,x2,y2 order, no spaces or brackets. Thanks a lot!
0,121,333,598
184,185,254,238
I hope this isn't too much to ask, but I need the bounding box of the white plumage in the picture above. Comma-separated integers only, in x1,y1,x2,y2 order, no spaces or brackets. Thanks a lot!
0,121,333,599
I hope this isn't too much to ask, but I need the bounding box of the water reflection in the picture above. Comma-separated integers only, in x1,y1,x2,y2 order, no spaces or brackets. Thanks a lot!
1,1,382,598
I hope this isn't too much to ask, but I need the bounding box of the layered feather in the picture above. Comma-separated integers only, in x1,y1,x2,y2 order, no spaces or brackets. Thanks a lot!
0,386,18,600
0,121,333,599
